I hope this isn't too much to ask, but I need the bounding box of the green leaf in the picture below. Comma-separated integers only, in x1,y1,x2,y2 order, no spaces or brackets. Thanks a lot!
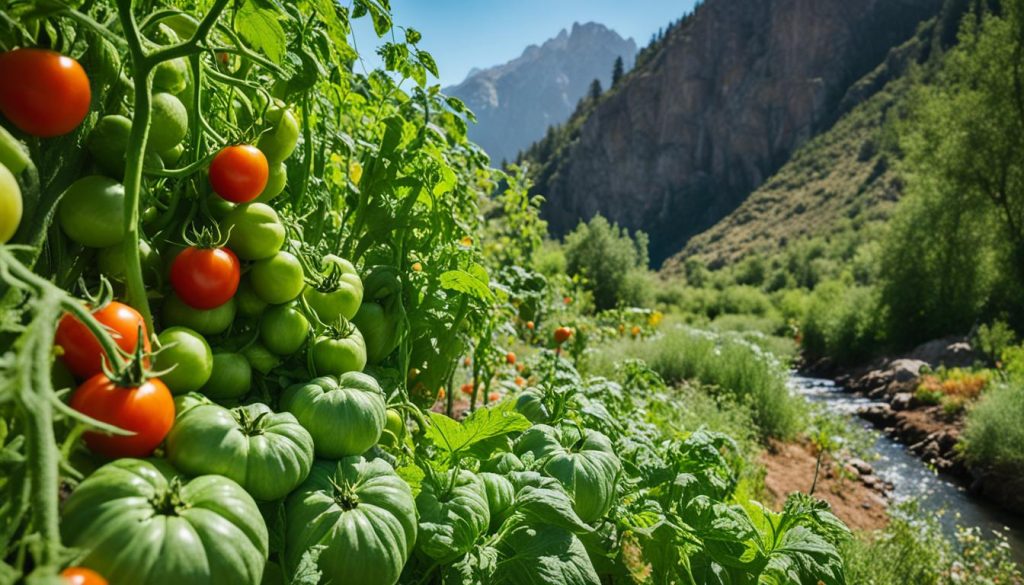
494,524,600,585
424,401,530,457
516,486,593,533
418,49,439,78
442,545,499,585
440,268,493,303
405,28,422,45
758,527,845,585
290,544,326,585
396,461,425,497
354,0,392,35
236,0,287,63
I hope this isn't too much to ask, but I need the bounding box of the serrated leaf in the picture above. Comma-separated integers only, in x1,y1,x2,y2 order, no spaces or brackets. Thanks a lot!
442,545,499,585
758,527,845,585
396,461,425,496
418,49,438,77
440,269,493,303
236,0,287,63
290,544,326,585
425,401,530,457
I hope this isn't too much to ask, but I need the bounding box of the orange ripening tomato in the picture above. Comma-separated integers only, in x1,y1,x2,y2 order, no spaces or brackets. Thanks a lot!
437,387,446,400
55,302,150,379
553,326,572,344
514,376,526,387
411,261,422,272
488,392,500,402
516,363,525,373
506,351,516,365
525,321,535,330
209,145,269,203
61,567,107,585
631,325,641,337
463,356,471,367
460,383,474,395
170,246,240,309
563,296,572,305
70,374,174,458
0,49,91,137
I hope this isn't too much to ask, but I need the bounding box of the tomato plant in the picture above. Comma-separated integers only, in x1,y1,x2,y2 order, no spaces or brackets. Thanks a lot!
0,161,21,243
153,327,212,394
170,246,241,309
250,251,305,304
0,49,90,137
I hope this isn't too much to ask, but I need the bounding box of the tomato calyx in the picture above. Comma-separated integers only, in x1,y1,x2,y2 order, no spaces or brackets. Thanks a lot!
181,222,230,249
328,478,360,510
104,326,159,389
234,407,270,436
149,477,189,516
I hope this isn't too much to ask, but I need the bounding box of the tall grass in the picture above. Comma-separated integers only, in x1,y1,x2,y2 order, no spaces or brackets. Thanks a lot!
590,327,806,440
961,381,1024,472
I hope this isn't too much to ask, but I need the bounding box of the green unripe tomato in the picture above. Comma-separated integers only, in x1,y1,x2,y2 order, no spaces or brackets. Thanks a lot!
162,294,236,335
0,125,30,174
162,14,199,39
159,143,185,166
221,203,285,260
235,278,269,318
260,302,309,356
154,58,188,94
58,176,125,248
241,342,280,374
251,251,305,304
154,327,213,394
97,240,159,282
0,162,22,243
309,327,367,376
302,255,363,323
205,193,234,221
88,115,165,177
255,162,287,203
257,105,300,164
200,352,252,400
148,92,188,152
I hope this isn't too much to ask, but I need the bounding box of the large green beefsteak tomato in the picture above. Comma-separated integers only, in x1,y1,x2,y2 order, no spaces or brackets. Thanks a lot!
302,255,363,324
285,457,416,585
165,402,314,501
280,372,386,458
61,458,268,585
514,425,621,523
415,469,490,563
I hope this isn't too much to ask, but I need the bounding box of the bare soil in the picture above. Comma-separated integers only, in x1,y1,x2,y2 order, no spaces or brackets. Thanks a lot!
761,440,889,532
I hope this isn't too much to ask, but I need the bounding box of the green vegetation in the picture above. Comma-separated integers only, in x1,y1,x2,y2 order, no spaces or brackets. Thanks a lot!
962,381,1024,474
563,214,651,310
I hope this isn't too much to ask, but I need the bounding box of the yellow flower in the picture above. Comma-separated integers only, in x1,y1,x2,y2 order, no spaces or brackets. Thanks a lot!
459,236,473,247
349,160,363,184
648,311,664,327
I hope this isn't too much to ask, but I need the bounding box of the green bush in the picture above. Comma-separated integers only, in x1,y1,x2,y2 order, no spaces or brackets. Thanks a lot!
961,381,1024,473
590,327,805,440
563,215,651,310
974,319,1017,365
801,280,885,365
714,285,773,317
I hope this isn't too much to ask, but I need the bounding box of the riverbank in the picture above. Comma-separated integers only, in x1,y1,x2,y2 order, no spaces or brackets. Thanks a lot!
804,336,1024,519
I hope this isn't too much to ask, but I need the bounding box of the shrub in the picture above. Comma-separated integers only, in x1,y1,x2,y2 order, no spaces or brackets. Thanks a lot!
563,215,651,310
714,285,773,317
801,280,885,365
974,319,1017,365
961,381,1024,473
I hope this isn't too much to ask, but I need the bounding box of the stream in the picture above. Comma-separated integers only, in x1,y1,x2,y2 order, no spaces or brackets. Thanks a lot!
789,374,1024,561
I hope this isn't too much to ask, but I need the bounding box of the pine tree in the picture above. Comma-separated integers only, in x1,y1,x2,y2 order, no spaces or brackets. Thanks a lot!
612,56,624,86
588,78,603,101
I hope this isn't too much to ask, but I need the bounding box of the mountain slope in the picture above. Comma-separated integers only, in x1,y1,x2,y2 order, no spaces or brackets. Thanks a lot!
522,0,943,266
445,22,636,164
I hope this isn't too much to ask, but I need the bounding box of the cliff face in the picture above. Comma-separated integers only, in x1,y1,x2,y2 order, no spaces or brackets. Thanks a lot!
445,22,636,164
529,0,942,265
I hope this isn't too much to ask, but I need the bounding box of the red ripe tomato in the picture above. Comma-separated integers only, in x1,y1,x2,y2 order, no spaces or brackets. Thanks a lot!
209,145,269,203
506,351,516,365
525,321,535,330
0,49,91,137
70,374,174,458
61,567,108,585
487,391,500,402
55,302,150,379
514,376,526,387
460,383,474,395
170,246,240,309
554,326,573,344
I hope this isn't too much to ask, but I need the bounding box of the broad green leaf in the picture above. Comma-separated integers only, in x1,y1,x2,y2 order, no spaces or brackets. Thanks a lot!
236,0,287,63
425,401,530,457
396,461,425,496
442,545,499,585
758,527,845,585
494,524,600,585
418,49,439,78
440,269,494,303
516,486,593,533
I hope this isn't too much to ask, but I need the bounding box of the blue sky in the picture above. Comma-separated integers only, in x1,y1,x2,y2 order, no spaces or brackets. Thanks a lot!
351,1,699,87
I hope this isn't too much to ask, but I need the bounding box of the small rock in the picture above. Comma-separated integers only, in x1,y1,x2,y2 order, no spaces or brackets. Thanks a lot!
890,359,927,383
891,392,914,411
847,458,873,475
861,474,880,488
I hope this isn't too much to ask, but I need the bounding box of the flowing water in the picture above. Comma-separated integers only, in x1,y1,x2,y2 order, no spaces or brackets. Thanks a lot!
789,374,1024,561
